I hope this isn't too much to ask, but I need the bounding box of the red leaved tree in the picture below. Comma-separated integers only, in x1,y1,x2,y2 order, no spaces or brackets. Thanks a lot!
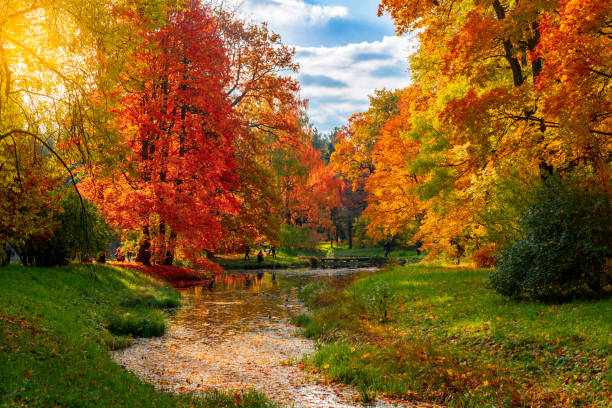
84,1,239,268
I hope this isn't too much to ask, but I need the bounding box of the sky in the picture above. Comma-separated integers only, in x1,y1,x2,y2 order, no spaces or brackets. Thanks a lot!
236,0,417,133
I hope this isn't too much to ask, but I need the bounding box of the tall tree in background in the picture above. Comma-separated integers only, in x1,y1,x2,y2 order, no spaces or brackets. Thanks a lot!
363,88,423,243
212,10,339,251
330,90,401,248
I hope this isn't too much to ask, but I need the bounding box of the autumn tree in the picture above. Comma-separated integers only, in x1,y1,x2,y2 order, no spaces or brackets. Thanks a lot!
83,1,239,267
371,0,611,261
0,0,169,256
208,10,340,252
362,88,424,244
330,89,402,248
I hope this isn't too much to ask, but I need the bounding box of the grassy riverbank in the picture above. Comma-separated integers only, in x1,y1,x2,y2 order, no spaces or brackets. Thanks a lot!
0,264,276,407
294,265,612,407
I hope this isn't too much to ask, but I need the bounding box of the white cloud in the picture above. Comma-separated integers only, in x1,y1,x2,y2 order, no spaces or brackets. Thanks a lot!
294,35,417,131
241,0,348,27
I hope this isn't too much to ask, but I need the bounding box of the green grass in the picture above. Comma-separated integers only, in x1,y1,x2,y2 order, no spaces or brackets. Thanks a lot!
331,245,419,258
121,287,181,309
0,264,277,407
295,265,611,407
216,242,423,269
215,246,326,269
107,308,167,337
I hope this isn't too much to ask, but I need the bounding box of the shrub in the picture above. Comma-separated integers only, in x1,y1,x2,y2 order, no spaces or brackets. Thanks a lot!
352,217,377,248
0,245,10,266
16,190,116,266
489,176,612,301
473,244,498,268
278,224,319,251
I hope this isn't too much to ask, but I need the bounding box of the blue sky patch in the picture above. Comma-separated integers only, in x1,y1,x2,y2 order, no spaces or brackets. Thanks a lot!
239,0,416,132
300,74,348,88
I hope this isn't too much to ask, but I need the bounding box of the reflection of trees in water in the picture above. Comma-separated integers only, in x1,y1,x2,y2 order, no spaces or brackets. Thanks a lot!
173,271,370,349
213,272,279,292
182,271,362,300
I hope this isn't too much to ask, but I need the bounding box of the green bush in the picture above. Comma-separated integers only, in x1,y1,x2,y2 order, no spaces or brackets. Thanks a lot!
106,309,167,337
16,190,116,266
489,176,612,301
0,245,10,266
352,217,378,248
278,224,319,251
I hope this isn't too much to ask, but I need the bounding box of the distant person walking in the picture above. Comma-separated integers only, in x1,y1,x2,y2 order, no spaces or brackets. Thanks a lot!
383,241,391,257
257,250,264,263
270,245,277,259
244,244,251,260
415,239,423,256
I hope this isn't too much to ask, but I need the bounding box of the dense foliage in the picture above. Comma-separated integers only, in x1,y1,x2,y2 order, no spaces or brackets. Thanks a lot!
14,192,115,266
278,224,319,251
328,0,611,298
490,177,612,301
1,0,339,269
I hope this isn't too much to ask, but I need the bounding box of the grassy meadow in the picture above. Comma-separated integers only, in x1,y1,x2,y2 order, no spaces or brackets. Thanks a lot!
294,265,612,407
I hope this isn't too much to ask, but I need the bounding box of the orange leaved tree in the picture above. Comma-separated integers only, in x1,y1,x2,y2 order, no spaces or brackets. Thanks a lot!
84,1,239,267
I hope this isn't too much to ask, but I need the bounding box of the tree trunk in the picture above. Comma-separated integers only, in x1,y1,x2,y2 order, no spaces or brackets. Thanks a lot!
136,226,152,266
154,220,167,264
347,219,353,249
163,230,177,266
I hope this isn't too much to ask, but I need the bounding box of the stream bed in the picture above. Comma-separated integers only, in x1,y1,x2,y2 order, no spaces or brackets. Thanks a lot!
111,269,432,407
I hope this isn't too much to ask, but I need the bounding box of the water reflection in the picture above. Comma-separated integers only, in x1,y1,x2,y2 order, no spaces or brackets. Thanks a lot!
176,272,308,344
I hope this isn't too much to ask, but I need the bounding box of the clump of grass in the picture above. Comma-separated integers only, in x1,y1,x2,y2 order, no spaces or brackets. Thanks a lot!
290,312,311,327
361,281,397,323
358,384,376,405
106,309,166,337
297,280,325,304
199,390,277,407
291,312,329,339
99,332,134,350
122,289,181,309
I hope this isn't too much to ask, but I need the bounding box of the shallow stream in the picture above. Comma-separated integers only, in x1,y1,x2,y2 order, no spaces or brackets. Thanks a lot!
112,268,429,407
